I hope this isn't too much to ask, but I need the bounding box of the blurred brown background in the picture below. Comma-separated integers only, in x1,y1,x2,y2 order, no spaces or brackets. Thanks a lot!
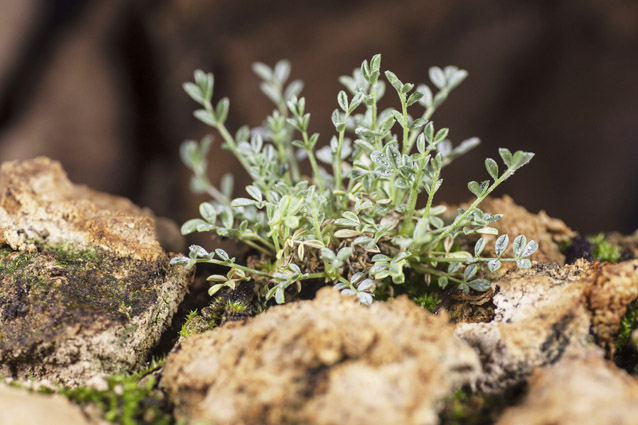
0,0,636,235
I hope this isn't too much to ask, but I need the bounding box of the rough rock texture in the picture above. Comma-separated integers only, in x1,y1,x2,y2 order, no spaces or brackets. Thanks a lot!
456,259,638,393
586,260,638,354
495,352,638,425
0,157,192,386
0,157,164,260
0,383,90,425
477,195,574,264
162,288,480,425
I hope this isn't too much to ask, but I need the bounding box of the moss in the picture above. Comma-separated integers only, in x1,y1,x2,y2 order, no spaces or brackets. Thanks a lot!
60,357,173,425
590,233,622,263
375,269,441,313
617,302,638,350
439,387,523,425
179,309,200,338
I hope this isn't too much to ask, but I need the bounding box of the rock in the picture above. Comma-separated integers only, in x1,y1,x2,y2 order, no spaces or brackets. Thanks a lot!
0,383,90,425
162,288,480,425
456,259,638,393
495,352,638,425
0,157,193,386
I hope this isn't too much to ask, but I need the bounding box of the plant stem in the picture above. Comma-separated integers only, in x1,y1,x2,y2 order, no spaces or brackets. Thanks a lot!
399,151,430,235
302,130,326,193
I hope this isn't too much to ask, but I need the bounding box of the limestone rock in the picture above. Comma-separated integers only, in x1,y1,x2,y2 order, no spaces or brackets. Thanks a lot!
456,261,597,393
0,157,192,386
456,259,638,393
162,288,480,425
495,352,638,425
0,383,90,425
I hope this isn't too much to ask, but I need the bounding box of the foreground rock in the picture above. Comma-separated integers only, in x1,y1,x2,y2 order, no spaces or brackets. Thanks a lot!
495,352,638,425
0,383,90,425
456,259,638,393
163,288,480,425
0,157,192,386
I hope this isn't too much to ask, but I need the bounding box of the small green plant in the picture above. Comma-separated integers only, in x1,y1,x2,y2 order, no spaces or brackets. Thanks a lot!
590,233,622,263
179,309,200,338
171,54,537,305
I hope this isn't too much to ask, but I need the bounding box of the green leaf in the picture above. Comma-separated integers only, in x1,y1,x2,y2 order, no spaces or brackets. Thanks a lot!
183,82,204,104
252,62,273,81
215,97,229,124
215,248,230,261
487,259,501,272
495,234,509,257
407,91,424,106
424,122,434,143
464,263,478,281
338,90,348,112
181,218,209,235
434,128,449,144
417,84,433,107
485,158,499,180
429,66,446,89
517,259,532,268
357,279,375,292
337,247,353,261
475,237,487,256
523,240,539,258
498,148,513,167
468,279,490,292
447,262,461,274
231,198,255,207
274,60,291,83
246,185,263,202
206,274,227,282
384,70,403,93
511,151,535,170
468,181,481,197
513,235,527,258
194,109,217,127
438,276,449,289
275,287,285,304
199,202,217,222
208,284,225,296
416,134,426,154
342,211,360,223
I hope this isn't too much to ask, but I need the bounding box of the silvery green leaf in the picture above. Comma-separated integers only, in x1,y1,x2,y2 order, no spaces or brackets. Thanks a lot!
231,198,255,207
485,158,499,180
517,259,532,268
284,79,304,101
260,82,280,104
289,263,301,275
369,264,386,276
430,216,444,229
407,91,424,106
275,287,285,304
523,240,538,258
468,279,490,292
194,109,217,127
511,151,535,170
487,259,501,272
170,256,190,266
391,110,404,125
334,282,348,290
274,60,291,83
429,66,446,89
357,279,375,292
468,181,481,197
353,235,373,246
252,62,272,81
338,90,348,112
341,288,356,296
246,185,263,202
495,234,509,257
417,84,433,107
438,275,449,289
334,229,360,238
416,134,426,154
464,263,478,281
475,237,487,256
371,254,390,262
401,82,414,94
453,138,480,156
434,128,449,144
316,146,332,164
199,202,217,222
334,218,358,227
181,218,208,235
189,244,208,259
342,211,360,223
370,54,381,71
206,274,227,282
357,292,374,305
424,122,434,143
337,247,353,261
215,248,229,261
265,285,278,300
215,97,229,124
208,284,225,297
384,70,402,92
183,82,204,104
476,227,498,235
349,272,364,284
448,262,461,274
321,248,336,262
498,148,513,167
458,282,470,294
220,208,233,228
446,68,468,89
513,235,527,258
395,177,408,189
429,205,447,215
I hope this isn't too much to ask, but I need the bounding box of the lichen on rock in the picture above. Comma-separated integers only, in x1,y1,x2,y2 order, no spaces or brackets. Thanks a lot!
0,157,192,386
162,287,481,425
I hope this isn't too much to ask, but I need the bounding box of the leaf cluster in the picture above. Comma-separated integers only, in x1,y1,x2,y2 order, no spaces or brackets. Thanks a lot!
172,54,537,306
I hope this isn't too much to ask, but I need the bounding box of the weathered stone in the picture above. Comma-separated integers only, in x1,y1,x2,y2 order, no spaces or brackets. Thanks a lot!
495,352,638,425
0,383,90,425
456,259,638,393
0,157,192,386
162,288,480,425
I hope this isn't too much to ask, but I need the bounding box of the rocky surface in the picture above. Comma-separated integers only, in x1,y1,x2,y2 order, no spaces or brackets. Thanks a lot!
495,352,638,425
162,288,480,425
0,383,90,425
456,258,638,393
0,157,192,387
